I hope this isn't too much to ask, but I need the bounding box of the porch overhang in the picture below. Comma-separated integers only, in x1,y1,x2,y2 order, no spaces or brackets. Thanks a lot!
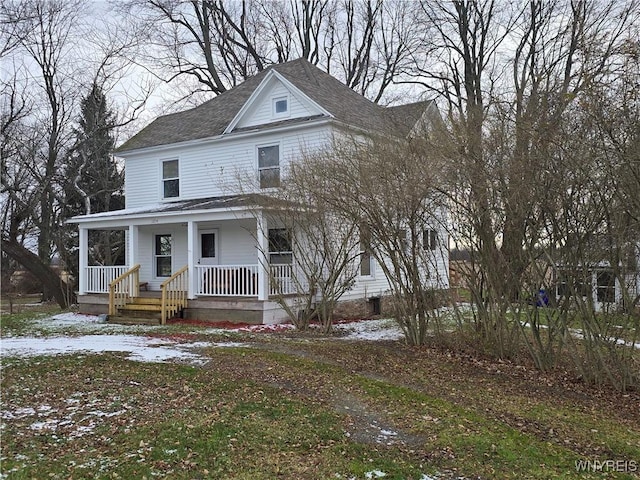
67,194,270,229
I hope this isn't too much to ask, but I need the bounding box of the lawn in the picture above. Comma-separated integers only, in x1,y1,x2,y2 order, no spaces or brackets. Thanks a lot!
1,308,639,479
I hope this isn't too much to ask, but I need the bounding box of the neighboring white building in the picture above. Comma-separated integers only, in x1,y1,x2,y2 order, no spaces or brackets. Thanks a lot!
69,59,449,324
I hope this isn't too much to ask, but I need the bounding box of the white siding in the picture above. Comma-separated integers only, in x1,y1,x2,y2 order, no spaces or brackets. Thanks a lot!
343,259,393,301
136,220,259,290
236,79,321,129
124,155,160,209
341,222,450,302
199,219,257,265
123,125,332,209
137,225,187,291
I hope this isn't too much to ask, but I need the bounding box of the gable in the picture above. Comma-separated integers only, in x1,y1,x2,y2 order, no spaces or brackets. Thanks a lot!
229,71,330,132
116,59,434,154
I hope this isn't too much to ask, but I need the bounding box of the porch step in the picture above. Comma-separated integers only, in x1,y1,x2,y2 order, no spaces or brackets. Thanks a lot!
130,297,162,306
116,308,162,321
108,315,161,326
120,303,163,312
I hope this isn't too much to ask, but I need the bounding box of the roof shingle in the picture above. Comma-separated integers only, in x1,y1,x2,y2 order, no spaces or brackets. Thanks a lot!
117,58,432,153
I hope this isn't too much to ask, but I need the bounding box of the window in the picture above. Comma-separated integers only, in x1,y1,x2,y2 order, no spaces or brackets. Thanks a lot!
155,234,172,277
201,233,216,258
596,270,615,303
258,145,280,188
423,228,437,251
556,269,591,298
360,249,372,276
399,230,408,250
268,228,292,264
359,226,373,277
162,159,179,198
273,96,289,116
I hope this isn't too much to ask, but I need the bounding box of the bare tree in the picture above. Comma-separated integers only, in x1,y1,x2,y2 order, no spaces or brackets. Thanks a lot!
0,0,87,305
264,161,362,333
420,0,638,360
1,0,149,306
116,0,428,104
293,131,449,345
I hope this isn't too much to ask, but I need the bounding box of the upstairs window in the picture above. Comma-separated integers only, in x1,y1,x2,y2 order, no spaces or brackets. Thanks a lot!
268,228,292,264
423,228,437,251
162,159,179,198
273,96,289,117
258,145,280,188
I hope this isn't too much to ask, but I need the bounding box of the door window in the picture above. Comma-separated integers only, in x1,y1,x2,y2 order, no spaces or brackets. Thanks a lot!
201,233,216,258
155,234,172,277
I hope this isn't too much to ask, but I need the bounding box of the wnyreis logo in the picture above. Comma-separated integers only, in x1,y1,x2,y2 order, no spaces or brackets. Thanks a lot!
575,459,638,473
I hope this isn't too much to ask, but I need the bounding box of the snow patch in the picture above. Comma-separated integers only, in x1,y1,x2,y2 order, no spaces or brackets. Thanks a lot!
0,334,242,365
365,471,387,479
334,318,403,341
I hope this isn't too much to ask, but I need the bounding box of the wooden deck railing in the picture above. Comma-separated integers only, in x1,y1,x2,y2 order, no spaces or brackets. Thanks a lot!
195,265,259,296
87,266,129,293
108,264,140,316
160,265,188,325
270,264,296,295
194,264,296,297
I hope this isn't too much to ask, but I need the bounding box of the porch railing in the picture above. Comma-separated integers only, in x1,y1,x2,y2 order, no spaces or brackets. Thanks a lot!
108,264,140,316
87,266,129,293
160,265,189,325
270,264,296,295
195,265,259,296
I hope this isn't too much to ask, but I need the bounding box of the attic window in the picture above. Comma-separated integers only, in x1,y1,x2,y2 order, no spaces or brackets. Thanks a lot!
273,96,289,117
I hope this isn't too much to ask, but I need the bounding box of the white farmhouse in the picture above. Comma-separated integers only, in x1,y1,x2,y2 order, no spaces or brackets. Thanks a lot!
69,59,449,324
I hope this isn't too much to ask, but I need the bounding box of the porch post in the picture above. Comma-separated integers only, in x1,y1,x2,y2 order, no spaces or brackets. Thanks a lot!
128,224,139,267
78,226,88,295
256,211,268,301
187,220,197,299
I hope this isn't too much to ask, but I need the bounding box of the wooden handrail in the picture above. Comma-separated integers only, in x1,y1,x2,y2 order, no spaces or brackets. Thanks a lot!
160,265,188,325
108,264,141,316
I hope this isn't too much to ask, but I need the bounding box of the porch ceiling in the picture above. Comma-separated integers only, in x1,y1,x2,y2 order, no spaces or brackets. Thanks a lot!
68,194,270,229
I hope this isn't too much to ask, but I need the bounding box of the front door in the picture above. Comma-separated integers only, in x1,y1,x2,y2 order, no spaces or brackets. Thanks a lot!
199,230,219,265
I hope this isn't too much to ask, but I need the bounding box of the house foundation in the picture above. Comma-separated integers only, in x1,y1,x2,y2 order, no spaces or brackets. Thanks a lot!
77,293,292,325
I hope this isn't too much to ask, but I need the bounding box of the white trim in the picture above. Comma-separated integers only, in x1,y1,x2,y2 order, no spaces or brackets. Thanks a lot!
187,221,197,299
272,71,333,117
198,228,220,265
256,211,268,301
358,252,375,280
153,233,173,279
272,95,290,119
223,70,333,134
117,118,331,158
256,141,281,189
128,224,139,267
78,227,88,295
224,70,278,134
160,157,181,201
68,205,257,227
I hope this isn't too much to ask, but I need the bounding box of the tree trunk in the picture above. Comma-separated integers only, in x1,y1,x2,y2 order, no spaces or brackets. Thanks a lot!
2,238,74,308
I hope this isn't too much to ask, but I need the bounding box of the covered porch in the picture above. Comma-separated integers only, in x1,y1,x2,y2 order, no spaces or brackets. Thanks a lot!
82,262,295,299
70,196,298,323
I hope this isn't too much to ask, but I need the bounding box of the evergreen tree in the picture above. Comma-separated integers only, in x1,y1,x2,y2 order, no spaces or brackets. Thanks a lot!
65,82,122,215
62,83,125,280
